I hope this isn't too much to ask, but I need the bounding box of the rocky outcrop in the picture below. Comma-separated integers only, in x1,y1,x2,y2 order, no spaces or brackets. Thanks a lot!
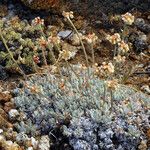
21,0,60,10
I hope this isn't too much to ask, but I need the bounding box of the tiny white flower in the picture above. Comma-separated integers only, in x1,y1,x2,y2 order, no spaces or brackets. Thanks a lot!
114,55,126,63
0,129,3,134
121,12,134,25
118,41,129,53
27,147,33,150
106,33,121,44
32,17,44,26
62,11,74,19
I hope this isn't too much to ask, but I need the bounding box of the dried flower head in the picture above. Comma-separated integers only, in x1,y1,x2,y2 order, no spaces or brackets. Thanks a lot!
110,15,120,22
62,11,74,19
32,17,44,26
84,33,98,44
50,65,58,73
101,62,115,74
114,55,126,63
33,55,40,64
121,12,134,25
38,37,47,48
118,41,129,53
71,33,84,46
105,79,118,90
59,79,65,90
59,49,76,61
48,35,61,45
93,63,99,75
30,86,40,94
106,33,121,45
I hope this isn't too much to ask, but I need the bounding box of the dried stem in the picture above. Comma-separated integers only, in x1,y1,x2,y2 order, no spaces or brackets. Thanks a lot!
91,43,95,65
66,17,90,77
41,48,48,66
110,90,113,112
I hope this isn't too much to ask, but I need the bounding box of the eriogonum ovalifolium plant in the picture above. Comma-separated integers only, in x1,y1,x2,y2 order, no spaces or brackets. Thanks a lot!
13,64,150,150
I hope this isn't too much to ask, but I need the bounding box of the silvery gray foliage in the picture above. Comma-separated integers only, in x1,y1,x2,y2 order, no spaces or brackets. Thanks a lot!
63,116,144,150
13,65,150,149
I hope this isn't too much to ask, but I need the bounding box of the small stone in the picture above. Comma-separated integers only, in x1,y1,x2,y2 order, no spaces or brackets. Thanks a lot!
0,134,5,141
0,129,3,134
0,91,12,102
141,85,150,94
27,147,33,150
4,102,15,113
25,139,32,148
31,137,38,149
135,18,145,26
138,140,147,150
133,39,148,53
38,135,50,150
0,65,9,80
8,109,19,119
0,115,13,128
6,140,13,145
58,30,72,39
135,18,150,33
0,135,20,150
0,107,7,118
13,88,20,96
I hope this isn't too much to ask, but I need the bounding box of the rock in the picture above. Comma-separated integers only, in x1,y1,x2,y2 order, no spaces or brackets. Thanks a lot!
0,135,20,150
0,91,12,102
27,147,33,150
8,109,19,120
0,115,13,128
135,18,150,33
21,0,60,10
31,137,38,149
135,18,145,26
38,135,50,150
0,107,7,118
0,65,9,80
0,129,3,134
141,85,150,94
138,140,147,150
133,39,148,53
4,102,15,113
4,128,17,141
58,30,72,39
